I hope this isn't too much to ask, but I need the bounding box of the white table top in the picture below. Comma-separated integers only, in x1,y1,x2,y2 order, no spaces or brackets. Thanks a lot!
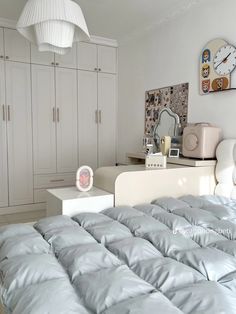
47,186,112,201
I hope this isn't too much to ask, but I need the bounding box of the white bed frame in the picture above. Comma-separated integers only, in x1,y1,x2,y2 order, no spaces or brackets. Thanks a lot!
215,139,236,199
94,164,216,206
95,139,236,206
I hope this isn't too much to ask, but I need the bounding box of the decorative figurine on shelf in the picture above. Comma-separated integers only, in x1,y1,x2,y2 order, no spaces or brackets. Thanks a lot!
160,136,171,156
76,166,93,192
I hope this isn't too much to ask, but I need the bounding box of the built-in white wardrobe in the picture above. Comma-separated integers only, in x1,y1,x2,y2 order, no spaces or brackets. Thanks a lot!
0,26,117,213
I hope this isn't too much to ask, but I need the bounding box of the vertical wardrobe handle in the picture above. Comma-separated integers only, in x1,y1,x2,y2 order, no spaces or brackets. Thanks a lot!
7,105,10,121
99,110,102,123
95,110,98,124
2,105,5,121
57,108,59,122
53,108,56,122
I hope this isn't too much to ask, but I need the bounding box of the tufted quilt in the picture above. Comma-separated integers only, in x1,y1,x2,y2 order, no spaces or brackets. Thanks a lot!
1,195,236,313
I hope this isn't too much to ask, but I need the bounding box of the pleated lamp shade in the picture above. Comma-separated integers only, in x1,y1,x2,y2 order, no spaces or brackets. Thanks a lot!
17,0,90,55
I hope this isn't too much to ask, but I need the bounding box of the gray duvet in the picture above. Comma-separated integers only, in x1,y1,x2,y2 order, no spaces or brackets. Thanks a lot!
1,195,236,313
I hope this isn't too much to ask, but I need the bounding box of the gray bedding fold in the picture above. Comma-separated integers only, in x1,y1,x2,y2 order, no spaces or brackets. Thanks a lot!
1,194,236,313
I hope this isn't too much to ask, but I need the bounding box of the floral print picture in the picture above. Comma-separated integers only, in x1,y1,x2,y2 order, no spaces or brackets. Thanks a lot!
145,83,189,135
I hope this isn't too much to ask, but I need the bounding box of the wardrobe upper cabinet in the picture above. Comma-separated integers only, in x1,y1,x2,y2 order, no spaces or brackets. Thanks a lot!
0,28,4,59
98,73,116,167
55,44,77,69
78,70,98,170
31,44,55,66
0,60,8,208
32,65,56,174
78,42,117,74
5,62,33,206
77,42,97,71
4,28,30,63
56,68,78,172
98,46,117,74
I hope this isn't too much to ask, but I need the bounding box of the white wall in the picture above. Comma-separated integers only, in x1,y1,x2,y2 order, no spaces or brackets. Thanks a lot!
117,0,236,164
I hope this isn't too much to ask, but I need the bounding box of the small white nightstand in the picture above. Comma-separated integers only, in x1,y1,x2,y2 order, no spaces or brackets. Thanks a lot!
46,186,114,217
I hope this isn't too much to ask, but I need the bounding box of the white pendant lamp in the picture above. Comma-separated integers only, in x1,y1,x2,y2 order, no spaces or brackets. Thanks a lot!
17,0,90,55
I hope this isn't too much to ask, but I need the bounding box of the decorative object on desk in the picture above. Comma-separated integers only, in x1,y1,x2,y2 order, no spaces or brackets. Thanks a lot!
76,166,93,192
160,136,171,156
145,153,167,169
142,134,154,154
145,83,188,135
169,148,180,158
182,123,222,159
145,144,154,155
200,39,236,94
17,0,90,55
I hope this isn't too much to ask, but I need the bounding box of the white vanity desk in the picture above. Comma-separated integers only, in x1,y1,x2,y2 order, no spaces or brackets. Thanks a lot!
94,163,216,206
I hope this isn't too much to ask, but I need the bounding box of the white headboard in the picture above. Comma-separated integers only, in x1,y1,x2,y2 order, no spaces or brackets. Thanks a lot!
215,139,236,199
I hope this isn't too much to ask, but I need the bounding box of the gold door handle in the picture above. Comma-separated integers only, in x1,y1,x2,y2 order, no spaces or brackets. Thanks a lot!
2,105,5,121
99,110,102,123
7,105,10,121
57,108,59,122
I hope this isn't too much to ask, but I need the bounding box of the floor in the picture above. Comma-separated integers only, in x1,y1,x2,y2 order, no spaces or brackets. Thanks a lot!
0,210,46,226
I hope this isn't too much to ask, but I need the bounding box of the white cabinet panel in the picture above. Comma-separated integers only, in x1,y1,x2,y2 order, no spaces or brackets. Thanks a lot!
5,62,33,206
0,28,4,59
0,61,8,207
32,65,56,174
77,42,97,71
98,73,116,167
55,44,77,69
98,46,117,74
56,68,78,173
4,28,30,63
31,44,54,66
78,70,98,170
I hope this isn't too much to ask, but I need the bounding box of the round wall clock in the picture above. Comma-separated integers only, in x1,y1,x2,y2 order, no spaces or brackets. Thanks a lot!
213,45,236,75
199,39,236,95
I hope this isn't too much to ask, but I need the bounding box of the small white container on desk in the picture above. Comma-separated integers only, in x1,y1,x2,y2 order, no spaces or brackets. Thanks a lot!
46,186,114,217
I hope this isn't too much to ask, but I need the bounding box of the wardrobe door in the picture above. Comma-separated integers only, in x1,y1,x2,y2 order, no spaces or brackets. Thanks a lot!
55,44,77,69
77,42,97,71
98,46,117,74
78,70,98,170
32,65,56,174
5,62,33,206
0,28,4,59
0,60,8,207
98,73,116,167
31,44,55,66
4,28,30,63
56,67,78,173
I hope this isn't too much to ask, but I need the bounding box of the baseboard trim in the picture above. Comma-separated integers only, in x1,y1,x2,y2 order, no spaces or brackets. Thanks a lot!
0,203,46,215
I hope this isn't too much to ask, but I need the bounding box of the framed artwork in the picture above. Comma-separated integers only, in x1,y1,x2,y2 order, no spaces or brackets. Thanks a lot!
200,38,236,94
76,166,93,192
145,83,189,136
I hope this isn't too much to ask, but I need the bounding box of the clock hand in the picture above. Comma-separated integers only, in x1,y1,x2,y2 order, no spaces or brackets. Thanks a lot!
215,53,232,69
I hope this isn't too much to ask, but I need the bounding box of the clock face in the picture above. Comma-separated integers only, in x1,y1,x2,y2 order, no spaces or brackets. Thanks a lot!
214,45,236,75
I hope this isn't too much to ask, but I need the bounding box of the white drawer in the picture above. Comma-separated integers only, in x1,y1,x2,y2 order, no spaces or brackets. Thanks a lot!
34,189,48,203
34,173,75,189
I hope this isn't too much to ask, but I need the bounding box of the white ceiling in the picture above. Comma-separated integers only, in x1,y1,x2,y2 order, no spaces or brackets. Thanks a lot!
0,0,200,40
